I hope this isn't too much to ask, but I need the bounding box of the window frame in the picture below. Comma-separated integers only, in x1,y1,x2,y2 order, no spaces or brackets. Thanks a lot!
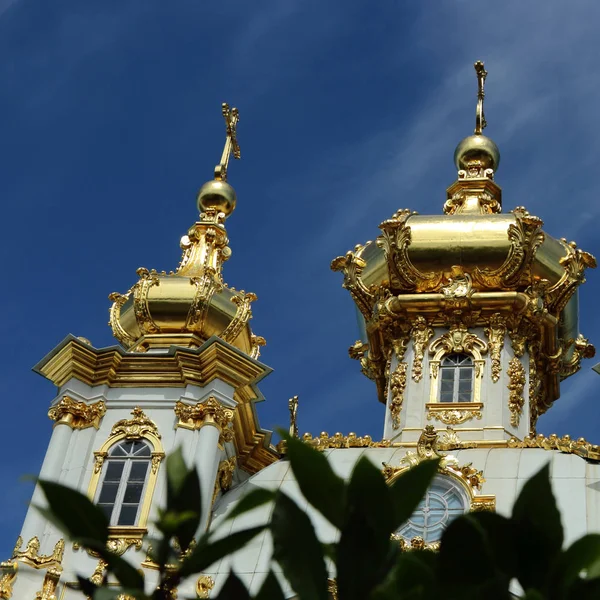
439,353,474,403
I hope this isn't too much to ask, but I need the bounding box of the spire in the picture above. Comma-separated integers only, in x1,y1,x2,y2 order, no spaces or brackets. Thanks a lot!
197,102,241,218
445,61,502,215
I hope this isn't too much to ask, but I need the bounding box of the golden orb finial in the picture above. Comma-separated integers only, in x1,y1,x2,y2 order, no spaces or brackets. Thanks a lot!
197,102,241,217
454,61,500,175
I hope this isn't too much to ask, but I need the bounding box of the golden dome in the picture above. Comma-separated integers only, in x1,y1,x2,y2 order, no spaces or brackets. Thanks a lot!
109,102,265,358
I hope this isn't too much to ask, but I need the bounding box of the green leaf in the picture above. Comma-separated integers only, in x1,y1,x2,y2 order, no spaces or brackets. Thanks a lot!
179,526,266,577
337,456,396,600
439,513,511,599
551,534,600,598
388,459,440,530
270,491,329,600
225,488,275,521
215,571,251,599
255,571,286,600
512,463,563,592
163,447,202,551
36,480,109,545
371,551,438,600
283,432,346,528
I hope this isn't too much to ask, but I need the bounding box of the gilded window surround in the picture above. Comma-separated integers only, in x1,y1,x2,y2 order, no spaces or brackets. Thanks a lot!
426,402,483,425
428,324,487,405
86,407,164,539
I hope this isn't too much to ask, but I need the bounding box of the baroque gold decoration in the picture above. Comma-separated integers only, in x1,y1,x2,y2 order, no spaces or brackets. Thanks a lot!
288,396,299,438
73,537,142,558
174,397,234,434
484,313,506,383
47,396,106,429
0,561,17,599
11,537,64,569
472,207,545,289
249,334,266,359
327,579,338,600
196,575,215,599
377,209,444,292
411,316,434,382
301,432,391,450
89,560,107,586
331,246,374,321
559,333,596,379
212,457,236,505
507,357,526,427
111,407,161,441
35,567,61,600
426,402,483,425
509,433,600,461
392,535,440,552
389,363,408,429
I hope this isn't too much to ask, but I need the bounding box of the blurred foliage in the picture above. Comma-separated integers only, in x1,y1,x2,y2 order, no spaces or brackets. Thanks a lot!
36,434,600,599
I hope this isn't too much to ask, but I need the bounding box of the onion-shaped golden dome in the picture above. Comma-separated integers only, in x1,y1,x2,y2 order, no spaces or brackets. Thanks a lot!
109,102,265,357
109,208,265,356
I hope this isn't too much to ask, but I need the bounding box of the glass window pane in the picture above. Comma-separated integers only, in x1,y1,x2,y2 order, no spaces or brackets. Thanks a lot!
117,506,138,526
440,391,454,403
99,504,113,521
441,369,454,382
98,482,119,504
458,379,471,393
459,367,472,380
104,461,125,482
458,392,472,402
123,483,144,504
129,462,149,482
110,444,127,457
132,441,151,456
441,380,454,392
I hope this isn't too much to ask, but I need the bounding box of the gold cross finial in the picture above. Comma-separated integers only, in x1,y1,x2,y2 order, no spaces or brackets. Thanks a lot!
288,395,299,438
474,60,487,135
214,102,240,181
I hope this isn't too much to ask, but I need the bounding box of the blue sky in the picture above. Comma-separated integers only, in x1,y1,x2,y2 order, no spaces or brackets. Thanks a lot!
1,0,600,555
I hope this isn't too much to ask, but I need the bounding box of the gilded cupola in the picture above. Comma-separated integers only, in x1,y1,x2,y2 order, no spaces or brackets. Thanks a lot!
332,61,596,436
109,103,265,358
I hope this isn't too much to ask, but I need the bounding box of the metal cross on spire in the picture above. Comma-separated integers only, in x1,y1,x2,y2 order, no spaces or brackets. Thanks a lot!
214,102,241,181
474,60,488,135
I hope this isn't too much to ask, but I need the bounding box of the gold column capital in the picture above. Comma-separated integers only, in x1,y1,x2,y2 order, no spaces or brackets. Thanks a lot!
47,396,106,430
174,397,234,434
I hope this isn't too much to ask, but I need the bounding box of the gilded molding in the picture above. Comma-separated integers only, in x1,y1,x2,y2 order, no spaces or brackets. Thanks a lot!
472,207,544,289
34,566,61,600
47,396,106,430
377,209,443,292
108,292,136,347
484,313,506,383
331,247,374,321
429,323,488,361
389,363,408,429
392,535,440,552
426,402,483,425
196,575,215,599
249,334,266,359
507,357,526,427
174,397,234,434
411,316,434,382
11,537,64,569
509,433,600,461
132,267,161,334
559,333,596,379
186,272,222,331
301,432,391,450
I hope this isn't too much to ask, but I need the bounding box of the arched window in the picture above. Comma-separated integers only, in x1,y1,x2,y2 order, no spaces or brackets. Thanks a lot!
96,440,152,527
396,475,467,542
439,353,474,403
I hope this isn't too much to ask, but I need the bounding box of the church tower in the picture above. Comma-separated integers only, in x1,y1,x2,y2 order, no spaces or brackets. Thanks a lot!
1,104,278,599
333,61,596,444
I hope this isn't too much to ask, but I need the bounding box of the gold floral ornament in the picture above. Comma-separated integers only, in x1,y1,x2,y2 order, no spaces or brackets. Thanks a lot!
196,575,215,599
389,362,408,429
509,433,600,461
212,457,236,505
391,535,440,552
426,404,482,425
0,561,17,599
484,313,507,383
34,567,61,600
112,407,161,441
47,396,106,430
73,537,142,558
507,357,526,427
410,316,434,382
